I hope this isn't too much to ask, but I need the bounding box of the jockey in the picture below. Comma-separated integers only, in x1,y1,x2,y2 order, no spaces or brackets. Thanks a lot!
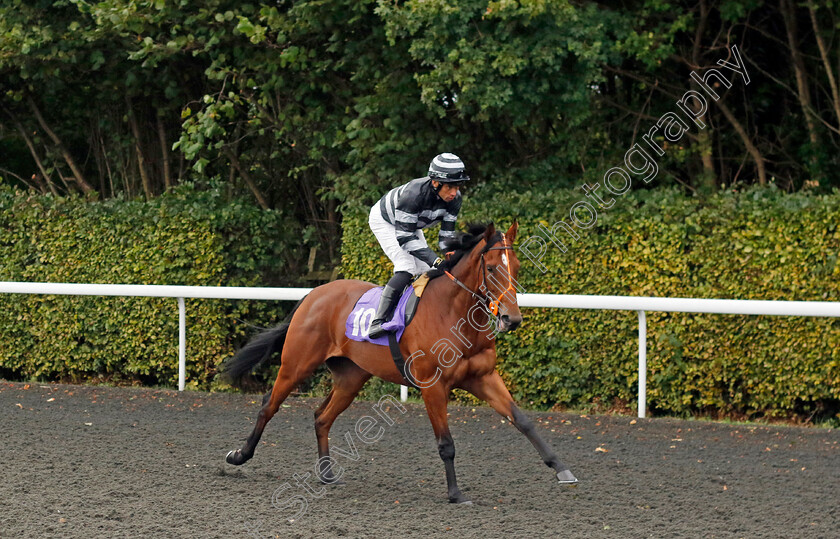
366,152,469,339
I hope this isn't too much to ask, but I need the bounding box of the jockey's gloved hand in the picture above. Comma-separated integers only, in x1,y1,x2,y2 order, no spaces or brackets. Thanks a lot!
432,257,444,270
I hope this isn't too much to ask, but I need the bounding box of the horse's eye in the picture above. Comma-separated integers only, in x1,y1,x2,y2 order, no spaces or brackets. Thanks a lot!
488,265,496,273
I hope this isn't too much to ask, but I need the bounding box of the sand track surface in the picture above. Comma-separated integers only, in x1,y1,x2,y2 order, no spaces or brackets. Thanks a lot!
1,381,838,538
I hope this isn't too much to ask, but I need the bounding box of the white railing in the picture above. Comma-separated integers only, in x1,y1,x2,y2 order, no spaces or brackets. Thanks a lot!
517,294,840,417
2,282,839,417
0,282,312,391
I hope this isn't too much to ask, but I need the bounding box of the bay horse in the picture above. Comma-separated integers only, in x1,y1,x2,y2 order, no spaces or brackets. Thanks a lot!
223,222,578,504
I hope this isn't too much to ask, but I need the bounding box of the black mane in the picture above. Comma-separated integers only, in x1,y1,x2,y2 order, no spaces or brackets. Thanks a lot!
426,222,502,279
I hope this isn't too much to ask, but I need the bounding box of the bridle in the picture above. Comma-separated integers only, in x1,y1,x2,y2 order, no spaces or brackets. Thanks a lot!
443,234,517,317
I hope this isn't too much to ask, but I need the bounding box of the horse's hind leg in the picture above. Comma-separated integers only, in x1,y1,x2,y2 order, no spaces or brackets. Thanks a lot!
313,358,371,483
461,371,578,484
226,365,311,466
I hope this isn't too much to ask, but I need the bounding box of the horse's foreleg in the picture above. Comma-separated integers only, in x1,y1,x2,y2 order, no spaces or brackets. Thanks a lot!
461,371,578,484
226,368,301,466
422,386,471,504
313,359,371,483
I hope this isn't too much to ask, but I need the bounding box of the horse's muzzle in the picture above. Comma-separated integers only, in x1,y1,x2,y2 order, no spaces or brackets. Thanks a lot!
498,314,522,332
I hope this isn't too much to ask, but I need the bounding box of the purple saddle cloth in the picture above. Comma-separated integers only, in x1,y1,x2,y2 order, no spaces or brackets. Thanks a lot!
345,286,415,346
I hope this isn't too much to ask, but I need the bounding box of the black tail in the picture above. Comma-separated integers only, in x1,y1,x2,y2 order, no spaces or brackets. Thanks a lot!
221,297,306,387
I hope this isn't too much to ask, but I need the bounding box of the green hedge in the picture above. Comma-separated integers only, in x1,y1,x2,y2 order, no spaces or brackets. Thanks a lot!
341,185,840,418
0,184,302,389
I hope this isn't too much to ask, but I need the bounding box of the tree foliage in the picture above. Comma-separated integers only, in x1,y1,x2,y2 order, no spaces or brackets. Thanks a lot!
1,0,840,266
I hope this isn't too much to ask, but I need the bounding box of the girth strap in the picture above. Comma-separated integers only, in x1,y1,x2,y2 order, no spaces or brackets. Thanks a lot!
388,332,420,389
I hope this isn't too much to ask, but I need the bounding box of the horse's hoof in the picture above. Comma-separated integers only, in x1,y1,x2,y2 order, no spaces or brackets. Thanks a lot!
320,477,346,486
226,450,243,465
556,469,578,484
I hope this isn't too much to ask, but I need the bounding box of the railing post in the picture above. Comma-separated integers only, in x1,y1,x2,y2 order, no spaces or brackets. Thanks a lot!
401,385,408,402
178,297,186,391
638,310,647,418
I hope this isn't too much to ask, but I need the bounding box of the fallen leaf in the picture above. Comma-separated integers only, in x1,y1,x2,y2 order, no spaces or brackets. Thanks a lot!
16,403,22,409
595,446,609,453
47,398,55,402
630,419,637,425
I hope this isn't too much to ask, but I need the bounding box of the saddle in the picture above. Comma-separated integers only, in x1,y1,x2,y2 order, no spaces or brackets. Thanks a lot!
344,274,432,388
344,274,429,345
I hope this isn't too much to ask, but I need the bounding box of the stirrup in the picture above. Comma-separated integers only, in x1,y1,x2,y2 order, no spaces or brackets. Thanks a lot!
367,319,390,339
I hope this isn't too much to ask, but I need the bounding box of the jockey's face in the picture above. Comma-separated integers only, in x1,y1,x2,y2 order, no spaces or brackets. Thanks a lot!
432,180,460,202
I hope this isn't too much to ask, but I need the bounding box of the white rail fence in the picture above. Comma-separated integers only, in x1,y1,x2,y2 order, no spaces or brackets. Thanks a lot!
2,282,839,418
517,294,840,417
0,282,311,392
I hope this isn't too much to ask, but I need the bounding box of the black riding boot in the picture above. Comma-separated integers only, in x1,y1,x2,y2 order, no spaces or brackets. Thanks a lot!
368,271,412,339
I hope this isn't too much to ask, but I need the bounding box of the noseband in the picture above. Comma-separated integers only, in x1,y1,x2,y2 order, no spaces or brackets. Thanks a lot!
444,235,517,317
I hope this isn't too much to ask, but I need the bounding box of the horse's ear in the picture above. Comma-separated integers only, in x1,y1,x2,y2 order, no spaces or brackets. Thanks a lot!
483,223,496,243
506,220,518,242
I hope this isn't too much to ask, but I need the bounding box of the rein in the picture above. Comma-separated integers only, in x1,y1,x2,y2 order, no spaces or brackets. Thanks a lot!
443,235,516,317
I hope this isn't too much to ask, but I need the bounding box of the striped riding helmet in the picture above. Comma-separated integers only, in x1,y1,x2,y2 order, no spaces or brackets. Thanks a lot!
428,153,469,184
